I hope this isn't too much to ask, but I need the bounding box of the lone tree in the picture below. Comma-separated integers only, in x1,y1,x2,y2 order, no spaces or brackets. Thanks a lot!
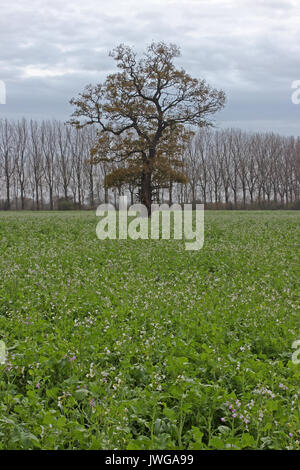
103,124,190,204
70,42,226,214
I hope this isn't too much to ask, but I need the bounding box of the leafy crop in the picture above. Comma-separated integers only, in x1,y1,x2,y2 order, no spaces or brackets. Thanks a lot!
0,211,299,449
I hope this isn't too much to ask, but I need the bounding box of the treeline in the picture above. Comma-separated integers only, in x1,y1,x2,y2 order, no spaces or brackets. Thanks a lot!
0,118,102,210
0,118,299,210
182,128,300,209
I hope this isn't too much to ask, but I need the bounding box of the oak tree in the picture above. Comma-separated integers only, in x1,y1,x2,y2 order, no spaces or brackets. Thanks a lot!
70,41,226,214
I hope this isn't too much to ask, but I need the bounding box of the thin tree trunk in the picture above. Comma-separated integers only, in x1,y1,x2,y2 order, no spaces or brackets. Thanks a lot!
141,167,152,216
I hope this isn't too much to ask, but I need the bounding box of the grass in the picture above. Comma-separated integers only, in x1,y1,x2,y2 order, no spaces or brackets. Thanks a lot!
0,210,299,449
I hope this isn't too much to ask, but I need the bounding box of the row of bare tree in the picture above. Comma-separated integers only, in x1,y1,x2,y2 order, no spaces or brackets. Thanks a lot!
177,128,300,208
0,119,299,210
0,118,107,210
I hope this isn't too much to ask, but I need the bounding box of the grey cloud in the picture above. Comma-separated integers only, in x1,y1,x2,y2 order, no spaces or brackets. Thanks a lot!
0,0,299,135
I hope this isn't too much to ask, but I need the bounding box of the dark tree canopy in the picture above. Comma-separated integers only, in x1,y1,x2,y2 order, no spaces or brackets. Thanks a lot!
70,41,226,214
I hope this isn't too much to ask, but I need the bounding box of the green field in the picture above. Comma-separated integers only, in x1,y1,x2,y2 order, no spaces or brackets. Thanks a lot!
0,211,299,450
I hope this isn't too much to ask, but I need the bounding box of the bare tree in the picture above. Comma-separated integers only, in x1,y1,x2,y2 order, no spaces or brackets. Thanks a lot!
57,122,72,200
41,121,57,210
0,119,14,209
14,119,29,210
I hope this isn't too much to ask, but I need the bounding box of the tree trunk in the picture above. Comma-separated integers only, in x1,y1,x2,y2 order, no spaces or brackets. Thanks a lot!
141,166,152,216
130,189,134,206
5,177,10,210
49,186,53,210
63,181,68,199
169,181,173,205
104,186,108,204
21,183,25,210
35,180,39,210
89,172,94,209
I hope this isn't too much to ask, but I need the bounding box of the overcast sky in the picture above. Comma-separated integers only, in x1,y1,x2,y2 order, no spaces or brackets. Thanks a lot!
0,0,299,135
